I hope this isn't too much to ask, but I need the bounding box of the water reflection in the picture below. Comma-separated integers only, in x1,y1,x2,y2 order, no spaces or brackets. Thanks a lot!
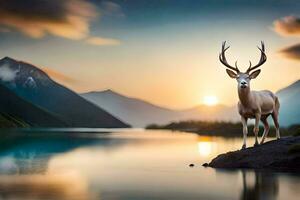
0,173,93,200
240,170,279,200
0,132,127,175
197,136,214,157
0,130,298,200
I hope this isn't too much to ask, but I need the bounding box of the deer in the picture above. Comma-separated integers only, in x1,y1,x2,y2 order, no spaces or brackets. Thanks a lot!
219,41,280,149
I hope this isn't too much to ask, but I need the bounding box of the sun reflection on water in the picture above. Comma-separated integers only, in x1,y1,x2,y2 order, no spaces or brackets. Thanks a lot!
197,136,214,157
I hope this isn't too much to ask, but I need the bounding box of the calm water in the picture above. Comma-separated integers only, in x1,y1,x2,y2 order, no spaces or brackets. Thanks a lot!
0,129,299,200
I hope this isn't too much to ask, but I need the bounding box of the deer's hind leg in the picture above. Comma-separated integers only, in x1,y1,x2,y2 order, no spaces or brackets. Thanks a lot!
271,112,280,139
253,113,261,147
260,116,270,144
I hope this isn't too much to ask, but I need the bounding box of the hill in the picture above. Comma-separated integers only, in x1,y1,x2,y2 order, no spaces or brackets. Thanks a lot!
0,57,129,128
276,80,300,127
81,90,239,127
0,84,66,127
82,78,300,128
81,90,181,127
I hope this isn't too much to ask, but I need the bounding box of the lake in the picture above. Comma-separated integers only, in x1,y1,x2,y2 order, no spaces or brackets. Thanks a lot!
0,129,299,200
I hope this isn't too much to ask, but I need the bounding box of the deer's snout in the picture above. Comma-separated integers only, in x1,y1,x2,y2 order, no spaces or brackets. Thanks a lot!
240,81,248,88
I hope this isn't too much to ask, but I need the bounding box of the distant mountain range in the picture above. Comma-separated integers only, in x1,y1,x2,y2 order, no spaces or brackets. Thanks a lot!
82,90,184,127
81,90,239,127
276,80,300,127
82,81,300,128
0,57,129,128
0,56,298,128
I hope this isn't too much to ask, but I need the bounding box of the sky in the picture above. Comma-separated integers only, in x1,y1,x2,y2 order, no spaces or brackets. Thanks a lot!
0,0,300,109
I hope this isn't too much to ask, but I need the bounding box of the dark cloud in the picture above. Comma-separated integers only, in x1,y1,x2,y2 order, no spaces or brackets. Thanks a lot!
273,16,300,37
280,43,300,60
0,0,69,22
274,16,300,60
0,0,97,39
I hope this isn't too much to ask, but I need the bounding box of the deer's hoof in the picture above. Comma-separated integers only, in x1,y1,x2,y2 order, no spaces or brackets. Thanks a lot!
254,142,259,147
241,144,246,150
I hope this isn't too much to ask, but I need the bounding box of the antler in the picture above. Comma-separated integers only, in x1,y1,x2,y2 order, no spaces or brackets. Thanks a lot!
219,41,240,73
246,41,267,73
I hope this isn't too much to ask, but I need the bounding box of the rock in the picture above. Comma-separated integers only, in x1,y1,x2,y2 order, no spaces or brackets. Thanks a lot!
23,76,37,89
207,136,300,171
202,163,209,167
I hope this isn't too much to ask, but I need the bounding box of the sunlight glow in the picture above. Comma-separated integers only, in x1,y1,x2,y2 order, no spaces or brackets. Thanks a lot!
197,136,213,157
203,95,218,106
198,142,213,157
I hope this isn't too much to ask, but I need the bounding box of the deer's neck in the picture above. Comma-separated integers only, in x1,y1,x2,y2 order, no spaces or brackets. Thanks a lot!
238,87,252,107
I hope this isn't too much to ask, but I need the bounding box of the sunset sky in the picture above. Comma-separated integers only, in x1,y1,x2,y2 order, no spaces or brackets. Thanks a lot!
0,0,300,109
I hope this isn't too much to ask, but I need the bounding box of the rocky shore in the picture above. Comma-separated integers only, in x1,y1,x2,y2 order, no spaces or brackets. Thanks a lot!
206,136,300,171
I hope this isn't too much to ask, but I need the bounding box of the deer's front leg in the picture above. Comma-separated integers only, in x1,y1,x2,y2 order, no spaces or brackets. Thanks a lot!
241,116,248,149
254,113,261,146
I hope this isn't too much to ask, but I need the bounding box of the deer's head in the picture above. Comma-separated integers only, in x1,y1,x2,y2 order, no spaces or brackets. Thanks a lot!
219,41,267,90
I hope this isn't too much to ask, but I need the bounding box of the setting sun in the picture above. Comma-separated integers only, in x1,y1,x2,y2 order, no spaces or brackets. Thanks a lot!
203,96,218,106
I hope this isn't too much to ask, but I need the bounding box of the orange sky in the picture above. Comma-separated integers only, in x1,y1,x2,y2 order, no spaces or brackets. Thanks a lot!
43,40,300,109
1,1,300,109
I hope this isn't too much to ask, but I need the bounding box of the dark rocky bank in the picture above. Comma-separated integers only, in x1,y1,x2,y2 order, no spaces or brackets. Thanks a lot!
206,136,300,172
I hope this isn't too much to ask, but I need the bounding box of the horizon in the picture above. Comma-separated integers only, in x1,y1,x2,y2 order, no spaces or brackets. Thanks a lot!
0,0,300,109
2,55,298,111
76,79,300,110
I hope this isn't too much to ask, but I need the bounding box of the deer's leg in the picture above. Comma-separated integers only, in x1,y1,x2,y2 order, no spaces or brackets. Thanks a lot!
253,113,261,146
241,116,248,149
271,112,280,139
260,117,270,144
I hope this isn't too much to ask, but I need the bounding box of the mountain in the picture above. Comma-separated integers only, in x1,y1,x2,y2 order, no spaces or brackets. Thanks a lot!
0,114,29,128
82,78,300,128
276,80,300,127
0,84,66,127
81,90,239,127
0,57,129,128
81,90,182,127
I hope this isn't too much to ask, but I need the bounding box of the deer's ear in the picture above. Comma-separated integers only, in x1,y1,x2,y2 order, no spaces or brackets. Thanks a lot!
249,69,261,79
226,69,237,78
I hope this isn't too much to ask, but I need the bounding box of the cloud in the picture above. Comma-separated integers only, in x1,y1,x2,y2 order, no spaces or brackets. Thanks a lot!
42,67,78,84
0,64,18,82
273,16,300,37
85,36,121,46
279,43,300,60
0,0,97,39
101,1,125,17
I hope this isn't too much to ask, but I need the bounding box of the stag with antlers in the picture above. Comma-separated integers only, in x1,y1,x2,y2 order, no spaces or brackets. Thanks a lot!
219,41,280,149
